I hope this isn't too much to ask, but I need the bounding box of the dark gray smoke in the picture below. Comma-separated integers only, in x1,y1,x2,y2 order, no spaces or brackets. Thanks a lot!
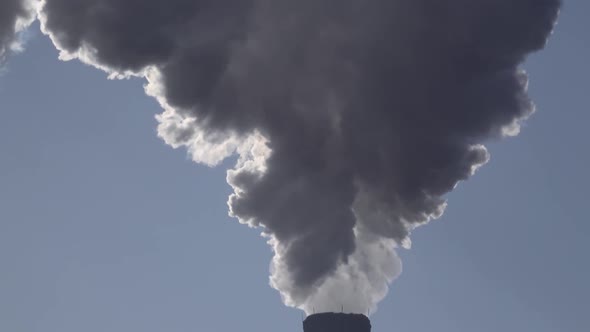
8,0,560,313
0,0,35,63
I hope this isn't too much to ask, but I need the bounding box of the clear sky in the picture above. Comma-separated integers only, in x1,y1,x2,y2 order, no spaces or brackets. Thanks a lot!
0,2,588,332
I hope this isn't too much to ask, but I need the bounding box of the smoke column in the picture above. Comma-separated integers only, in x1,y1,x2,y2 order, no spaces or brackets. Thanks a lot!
1,0,560,314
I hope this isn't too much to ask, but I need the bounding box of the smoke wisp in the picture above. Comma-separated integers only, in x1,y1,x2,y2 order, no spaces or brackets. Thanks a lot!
0,0,36,63
4,0,560,314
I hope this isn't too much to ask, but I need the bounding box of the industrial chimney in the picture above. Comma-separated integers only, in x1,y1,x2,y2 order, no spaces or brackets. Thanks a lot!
303,313,371,332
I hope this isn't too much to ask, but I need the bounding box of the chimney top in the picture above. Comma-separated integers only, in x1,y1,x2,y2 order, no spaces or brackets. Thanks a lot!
303,312,371,332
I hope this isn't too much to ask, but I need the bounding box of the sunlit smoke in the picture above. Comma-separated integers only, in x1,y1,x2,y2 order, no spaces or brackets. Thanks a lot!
0,0,561,314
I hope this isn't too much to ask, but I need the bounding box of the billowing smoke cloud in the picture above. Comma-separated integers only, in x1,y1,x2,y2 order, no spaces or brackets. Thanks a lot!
0,0,36,63
6,0,560,314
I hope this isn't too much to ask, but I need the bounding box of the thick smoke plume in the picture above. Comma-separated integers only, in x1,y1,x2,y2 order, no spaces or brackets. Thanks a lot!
5,0,560,314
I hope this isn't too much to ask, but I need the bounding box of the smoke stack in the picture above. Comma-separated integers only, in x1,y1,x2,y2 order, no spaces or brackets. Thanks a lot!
303,313,371,332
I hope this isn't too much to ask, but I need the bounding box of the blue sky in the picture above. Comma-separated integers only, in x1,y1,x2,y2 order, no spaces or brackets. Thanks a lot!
1,2,588,332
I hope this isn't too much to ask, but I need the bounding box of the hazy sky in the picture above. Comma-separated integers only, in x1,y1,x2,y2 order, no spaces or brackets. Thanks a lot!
1,2,588,332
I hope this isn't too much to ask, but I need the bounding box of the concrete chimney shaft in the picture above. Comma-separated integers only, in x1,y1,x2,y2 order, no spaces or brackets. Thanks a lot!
303,313,371,332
